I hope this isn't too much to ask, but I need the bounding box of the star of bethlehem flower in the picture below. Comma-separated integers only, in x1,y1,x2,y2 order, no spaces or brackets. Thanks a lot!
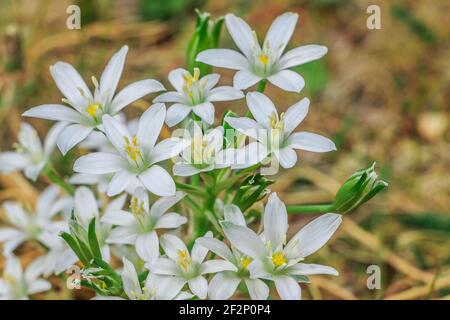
0,254,51,299
225,92,336,169
73,103,191,196
197,13,328,92
196,204,270,300
0,185,72,254
71,186,127,261
0,122,65,181
173,122,232,176
221,192,342,300
154,67,243,126
121,257,192,300
148,233,237,299
22,45,165,154
102,187,186,263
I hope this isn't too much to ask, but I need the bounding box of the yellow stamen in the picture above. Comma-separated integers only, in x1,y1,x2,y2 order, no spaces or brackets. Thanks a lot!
87,103,100,118
124,136,143,163
269,112,285,130
177,249,191,271
259,54,269,66
240,257,252,270
130,197,145,216
272,252,286,267
183,68,200,88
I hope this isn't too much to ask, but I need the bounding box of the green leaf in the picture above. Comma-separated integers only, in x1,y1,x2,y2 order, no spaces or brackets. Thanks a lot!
88,218,103,260
60,232,89,266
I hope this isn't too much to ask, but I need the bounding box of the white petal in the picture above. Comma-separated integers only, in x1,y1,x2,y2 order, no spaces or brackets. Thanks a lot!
121,257,141,298
263,192,288,249
44,122,69,156
0,152,30,173
154,212,187,229
288,132,337,152
106,226,137,244
99,46,128,103
283,97,310,137
102,114,130,155
200,260,237,274
208,272,240,300
22,104,84,123
191,232,212,264
274,275,301,300
50,62,92,110
135,231,160,263
150,191,185,219
5,254,23,279
146,274,186,300
285,213,342,259
223,204,246,226
231,142,268,169
275,147,298,169
192,102,214,125
107,170,135,196
147,257,181,276
3,202,29,228
195,237,235,263
267,69,305,93
196,49,249,70
221,222,267,259
264,12,298,59
138,165,175,196
28,279,51,295
233,70,262,90
0,228,22,242
111,79,165,114
160,234,188,261
225,14,258,59
136,103,166,150
105,193,127,211
74,152,125,174
74,186,99,226
101,209,136,226
245,278,270,300
288,263,339,276
200,73,220,91
278,45,328,69
246,92,277,127
57,124,93,155
188,276,208,299
168,68,189,92
224,116,262,140
153,91,186,104
173,163,201,176
132,187,150,213
150,138,190,164
164,103,191,127
207,86,244,102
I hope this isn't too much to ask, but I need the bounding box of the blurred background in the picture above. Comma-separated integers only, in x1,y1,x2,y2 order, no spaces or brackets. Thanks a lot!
0,0,449,299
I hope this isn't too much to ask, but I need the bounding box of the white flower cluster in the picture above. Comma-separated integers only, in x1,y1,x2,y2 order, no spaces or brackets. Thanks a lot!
0,12,342,300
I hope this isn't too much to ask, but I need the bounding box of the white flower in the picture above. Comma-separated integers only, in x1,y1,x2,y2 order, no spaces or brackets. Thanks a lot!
221,193,342,300
73,103,190,196
0,186,72,254
0,254,51,299
121,257,191,300
102,187,186,263
196,204,270,300
173,123,231,176
225,92,336,169
148,233,237,299
0,122,65,181
22,45,165,154
197,13,328,92
154,68,243,126
72,186,127,261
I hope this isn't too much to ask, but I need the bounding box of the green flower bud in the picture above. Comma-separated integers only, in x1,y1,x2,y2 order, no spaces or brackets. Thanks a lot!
233,174,274,212
331,162,388,214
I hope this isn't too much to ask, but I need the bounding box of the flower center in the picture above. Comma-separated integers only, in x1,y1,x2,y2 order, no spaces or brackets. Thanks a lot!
259,53,269,66
124,136,143,164
177,249,191,271
182,68,204,105
86,103,101,119
240,257,252,270
272,252,286,268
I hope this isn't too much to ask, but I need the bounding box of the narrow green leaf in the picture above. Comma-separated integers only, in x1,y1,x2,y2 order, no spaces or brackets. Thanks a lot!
88,218,103,260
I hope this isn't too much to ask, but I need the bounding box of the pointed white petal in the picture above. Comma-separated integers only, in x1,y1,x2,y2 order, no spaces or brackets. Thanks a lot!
267,69,305,93
274,275,301,300
121,257,141,299
208,272,240,300
188,276,208,299
44,122,69,156
74,152,125,174
221,221,267,259
100,46,128,103
283,97,310,137
275,147,298,169
135,231,160,263
195,237,235,263
192,102,214,125
149,138,191,164
3,202,29,228
246,92,278,127
74,186,99,225
196,49,250,70
147,257,181,276
164,103,191,127
0,228,22,242
288,263,339,276
200,73,220,91
110,79,165,114
207,86,244,102
285,213,342,259
102,114,130,155
22,104,85,123
101,209,136,226
138,165,175,196
149,190,185,220
244,278,270,300
107,170,135,196
136,103,166,150
0,152,30,173
263,193,288,249
57,124,93,155
168,68,189,92
223,204,246,226
153,91,186,103
288,132,336,152
200,260,237,274
106,226,137,244
173,163,201,176
233,70,262,90
278,45,328,69
224,116,262,140
160,234,188,261
225,14,258,59
154,212,187,229
264,12,298,59
27,279,51,295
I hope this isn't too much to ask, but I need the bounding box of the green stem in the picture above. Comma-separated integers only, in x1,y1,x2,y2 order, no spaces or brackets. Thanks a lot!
256,79,267,93
287,203,334,214
43,165,75,195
